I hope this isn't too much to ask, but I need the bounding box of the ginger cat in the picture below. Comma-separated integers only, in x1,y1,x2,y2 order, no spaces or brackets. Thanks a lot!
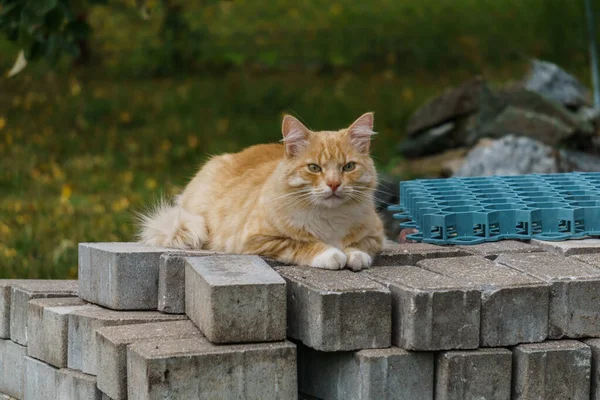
139,113,384,270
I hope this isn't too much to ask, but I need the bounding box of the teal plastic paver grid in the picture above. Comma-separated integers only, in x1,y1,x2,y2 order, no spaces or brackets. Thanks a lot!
388,172,600,245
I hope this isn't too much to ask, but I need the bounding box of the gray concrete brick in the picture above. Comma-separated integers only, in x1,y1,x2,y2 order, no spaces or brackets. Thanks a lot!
459,240,543,260
418,256,549,347
435,348,512,400
127,337,297,400
24,359,102,400
298,343,434,400
10,280,78,346
532,238,600,256
67,308,186,375
584,339,600,400
573,252,600,268
0,280,31,339
57,368,102,400
513,340,591,400
96,320,202,400
364,266,480,350
185,255,286,343
275,265,391,351
78,242,172,310
372,241,471,266
157,250,218,314
0,339,26,399
23,356,58,400
27,297,98,368
497,253,600,338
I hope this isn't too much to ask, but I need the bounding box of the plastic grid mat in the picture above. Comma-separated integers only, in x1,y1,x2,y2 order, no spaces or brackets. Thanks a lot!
388,172,600,245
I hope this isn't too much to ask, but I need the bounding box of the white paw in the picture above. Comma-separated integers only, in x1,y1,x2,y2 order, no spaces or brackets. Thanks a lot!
345,250,372,271
311,248,347,270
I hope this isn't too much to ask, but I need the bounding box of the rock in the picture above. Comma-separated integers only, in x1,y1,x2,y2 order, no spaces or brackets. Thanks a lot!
406,76,485,135
391,148,469,178
399,115,477,157
472,86,593,144
455,135,561,176
398,122,456,157
559,149,600,172
476,106,574,146
455,135,600,177
524,59,590,109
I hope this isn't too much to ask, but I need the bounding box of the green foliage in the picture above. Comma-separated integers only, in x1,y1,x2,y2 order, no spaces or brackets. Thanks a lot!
0,0,98,63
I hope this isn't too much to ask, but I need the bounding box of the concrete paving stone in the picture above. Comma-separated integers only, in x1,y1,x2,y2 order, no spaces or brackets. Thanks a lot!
573,252,600,268
10,280,78,346
67,308,186,375
532,238,600,256
0,339,26,399
185,255,286,343
417,256,549,347
96,320,202,400
513,340,591,400
275,266,391,351
56,368,103,400
497,253,600,338
23,356,57,400
157,250,220,314
371,241,471,266
78,242,174,310
27,297,98,368
435,348,512,400
364,266,480,350
459,240,544,260
127,337,297,400
0,280,34,339
298,343,434,400
584,339,600,400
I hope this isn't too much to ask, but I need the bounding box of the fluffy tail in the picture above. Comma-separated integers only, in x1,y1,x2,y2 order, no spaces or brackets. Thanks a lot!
137,199,208,249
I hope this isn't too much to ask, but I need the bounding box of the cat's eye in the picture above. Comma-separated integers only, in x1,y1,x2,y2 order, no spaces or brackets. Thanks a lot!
307,164,322,173
342,162,356,172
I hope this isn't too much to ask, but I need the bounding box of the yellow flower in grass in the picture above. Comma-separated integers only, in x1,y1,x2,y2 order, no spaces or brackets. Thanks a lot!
0,223,10,235
112,197,130,212
3,248,16,258
145,178,157,189
61,184,72,202
0,117,6,131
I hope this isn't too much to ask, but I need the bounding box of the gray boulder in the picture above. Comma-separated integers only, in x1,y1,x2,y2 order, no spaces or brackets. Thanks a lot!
455,135,600,177
406,76,485,135
475,106,574,146
524,59,590,109
455,135,560,176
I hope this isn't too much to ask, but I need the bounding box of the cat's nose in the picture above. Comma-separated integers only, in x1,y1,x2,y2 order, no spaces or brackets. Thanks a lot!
327,182,340,192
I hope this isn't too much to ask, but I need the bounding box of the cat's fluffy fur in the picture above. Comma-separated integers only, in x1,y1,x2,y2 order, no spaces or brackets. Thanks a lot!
139,113,384,270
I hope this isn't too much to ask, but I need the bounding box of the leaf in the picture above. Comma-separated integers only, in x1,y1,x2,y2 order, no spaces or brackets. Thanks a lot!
20,6,43,26
44,6,64,31
37,0,58,15
65,19,90,39
25,39,45,61
6,50,27,78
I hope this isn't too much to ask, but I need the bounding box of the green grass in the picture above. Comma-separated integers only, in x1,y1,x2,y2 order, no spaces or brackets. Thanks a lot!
0,0,596,278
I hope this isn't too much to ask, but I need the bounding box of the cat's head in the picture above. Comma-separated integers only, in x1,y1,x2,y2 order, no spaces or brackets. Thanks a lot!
279,113,378,208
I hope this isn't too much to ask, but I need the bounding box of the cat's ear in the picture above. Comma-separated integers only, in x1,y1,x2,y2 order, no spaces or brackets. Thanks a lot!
282,115,311,157
347,112,376,153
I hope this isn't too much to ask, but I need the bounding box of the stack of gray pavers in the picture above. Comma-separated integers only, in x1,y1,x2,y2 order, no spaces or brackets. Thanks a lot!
3,239,600,399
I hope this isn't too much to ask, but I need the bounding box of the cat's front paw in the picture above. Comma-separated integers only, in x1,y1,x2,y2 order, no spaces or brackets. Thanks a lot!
311,247,347,270
345,249,372,271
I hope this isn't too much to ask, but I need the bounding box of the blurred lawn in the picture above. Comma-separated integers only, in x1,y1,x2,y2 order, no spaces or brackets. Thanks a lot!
0,0,596,278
